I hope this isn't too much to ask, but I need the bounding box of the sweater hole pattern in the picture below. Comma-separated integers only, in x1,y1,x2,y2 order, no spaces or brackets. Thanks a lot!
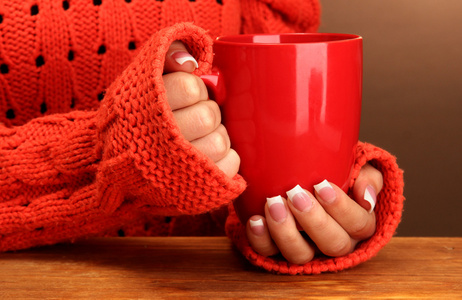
0,0,251,127
40,102,47,114
63,1,70,10
68,50,74,61
0,64,9,74
97,45,106,55
97,92,105,102
31,5,39,16
35,55,45,67
6,109,15,119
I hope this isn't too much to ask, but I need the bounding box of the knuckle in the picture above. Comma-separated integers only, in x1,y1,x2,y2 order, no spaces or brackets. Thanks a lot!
278,233,314,264
290,252,315,265
180,74,204,103
283,233,300,248
230,148,241,165
310,214,331,233
227,149,241,173
215,148,240,178
349,216,376,240
324,237,352,257
196,102,218,132
255,243,279,258
210,130,229,158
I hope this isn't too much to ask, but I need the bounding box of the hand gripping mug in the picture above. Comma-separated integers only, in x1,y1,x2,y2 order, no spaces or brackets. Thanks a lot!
201,33,363,224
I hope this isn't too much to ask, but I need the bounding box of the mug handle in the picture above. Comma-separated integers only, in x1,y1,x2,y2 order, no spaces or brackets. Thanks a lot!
200,68,226,106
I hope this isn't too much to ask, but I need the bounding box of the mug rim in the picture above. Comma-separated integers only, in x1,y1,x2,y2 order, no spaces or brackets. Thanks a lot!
215,33,362,46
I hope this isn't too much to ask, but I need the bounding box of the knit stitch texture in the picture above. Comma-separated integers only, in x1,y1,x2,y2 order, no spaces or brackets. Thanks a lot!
0,22,249,251
0,0,320,128
0,0,320,251
0,0,405,276
226,142,405,275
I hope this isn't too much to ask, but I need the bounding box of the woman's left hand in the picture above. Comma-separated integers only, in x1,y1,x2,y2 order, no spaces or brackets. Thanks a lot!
245,163,383,264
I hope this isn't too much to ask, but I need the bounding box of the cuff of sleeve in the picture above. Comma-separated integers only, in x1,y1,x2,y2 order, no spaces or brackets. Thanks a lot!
225,141,404,275
95,22,246,216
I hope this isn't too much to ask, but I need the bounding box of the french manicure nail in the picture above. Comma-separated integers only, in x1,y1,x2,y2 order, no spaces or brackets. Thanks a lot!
171,51,198,68
313,179,337,203
267,195,287,223
364,185,377,213
286,184,313,212
249,218,265,236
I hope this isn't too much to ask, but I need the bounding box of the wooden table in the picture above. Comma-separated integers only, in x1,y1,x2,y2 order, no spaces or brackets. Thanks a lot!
1,237,461,299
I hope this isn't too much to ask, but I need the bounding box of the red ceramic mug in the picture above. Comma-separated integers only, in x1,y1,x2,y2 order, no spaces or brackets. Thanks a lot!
201,33,363,224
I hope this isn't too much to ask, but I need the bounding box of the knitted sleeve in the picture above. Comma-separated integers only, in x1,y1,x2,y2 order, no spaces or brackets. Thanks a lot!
240,0,321,34
0,23,246,252
225,142,405,275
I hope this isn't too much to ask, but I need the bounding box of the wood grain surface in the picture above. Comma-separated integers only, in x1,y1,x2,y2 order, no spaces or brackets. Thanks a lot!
1,237,460,299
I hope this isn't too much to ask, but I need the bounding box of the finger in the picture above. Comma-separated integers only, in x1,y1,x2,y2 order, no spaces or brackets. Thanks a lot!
173,100,221,141
246,216,279,257
164,40,198,74
285,185,354,257
265,196,315,264
164,72,208,110
214,148,240,178
312,180,376,241
190,124,231,163
352,163,384,213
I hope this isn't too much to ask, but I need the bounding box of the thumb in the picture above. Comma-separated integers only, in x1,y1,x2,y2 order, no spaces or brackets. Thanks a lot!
164,40,199,74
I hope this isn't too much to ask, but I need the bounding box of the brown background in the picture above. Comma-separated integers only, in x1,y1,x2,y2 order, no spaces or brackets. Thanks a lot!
319,0,462,236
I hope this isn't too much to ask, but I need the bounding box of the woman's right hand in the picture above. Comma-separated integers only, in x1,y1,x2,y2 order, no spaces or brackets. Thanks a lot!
162,41,240,179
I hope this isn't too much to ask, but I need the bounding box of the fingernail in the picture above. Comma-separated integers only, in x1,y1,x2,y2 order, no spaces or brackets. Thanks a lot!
171,51,198,68
267,195,287,223
314,180,336,204
249,218,265,236
286,185,313,212
364,185,377,213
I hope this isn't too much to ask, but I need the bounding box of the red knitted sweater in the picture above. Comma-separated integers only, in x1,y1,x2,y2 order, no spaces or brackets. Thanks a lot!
0,0,404,275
